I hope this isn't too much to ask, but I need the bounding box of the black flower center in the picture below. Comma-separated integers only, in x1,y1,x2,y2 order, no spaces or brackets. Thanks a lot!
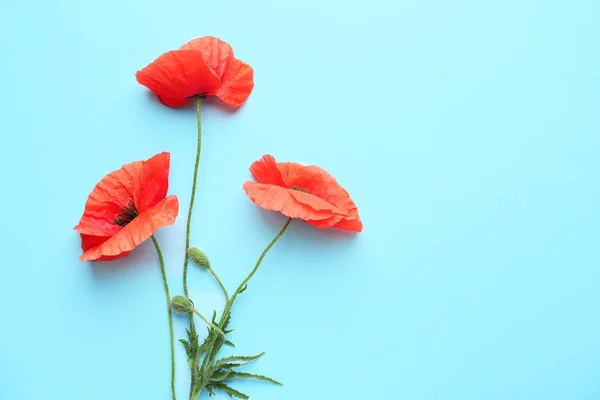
186,92,208,99
291,186,309,193
114,201,139,227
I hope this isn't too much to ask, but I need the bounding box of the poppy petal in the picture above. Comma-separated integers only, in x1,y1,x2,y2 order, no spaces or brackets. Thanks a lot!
305,215,345,229
157,96,189,108
80,195,179,261
278,162,359,218
75,161,143,237
248,154,286,186
333,215,363,232
287,190,342,214
181,36,234,81
133,152,170,214
306,214,363,232
216,58,254,107
243,182,342,221
136,50,222,107
80,234,131,261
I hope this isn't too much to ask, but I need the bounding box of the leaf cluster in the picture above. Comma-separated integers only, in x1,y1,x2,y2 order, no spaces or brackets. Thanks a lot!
180,309,281,399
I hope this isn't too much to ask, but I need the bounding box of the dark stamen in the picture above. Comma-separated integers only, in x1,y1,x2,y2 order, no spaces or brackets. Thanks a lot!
291,186,309,193
114,201,139,227
186,92,208,100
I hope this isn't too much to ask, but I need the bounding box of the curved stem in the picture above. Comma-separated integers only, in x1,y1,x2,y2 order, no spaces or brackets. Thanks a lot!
184,97,202,394
208,267,229,303
191,308,225,337
151,235,176,400
184,96,203,298
200,218,292,372
228,217,292,311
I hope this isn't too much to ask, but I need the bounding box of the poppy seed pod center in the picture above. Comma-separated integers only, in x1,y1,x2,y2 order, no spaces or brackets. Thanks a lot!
114,201,139,227
291,186,309,193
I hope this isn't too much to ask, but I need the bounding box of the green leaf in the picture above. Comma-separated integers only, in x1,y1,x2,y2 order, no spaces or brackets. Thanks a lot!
222,311,232,330
208,315,230,361
206,385,215,396
179,339,190,354
212,353,265,370
216,362,243,370
186,328,199,353
198,334,211,352
224,340,235,347
210,368,232,382
239,284,248,294
227,371,282,386
213,382,249,399
209,334,225,362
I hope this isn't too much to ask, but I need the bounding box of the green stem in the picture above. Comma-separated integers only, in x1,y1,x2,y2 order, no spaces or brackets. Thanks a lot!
227,217,292,312
184,96,203,298
191,308,225,337
208,267,229,303
184,96,203,394
151,235,176,400
200,218,293,373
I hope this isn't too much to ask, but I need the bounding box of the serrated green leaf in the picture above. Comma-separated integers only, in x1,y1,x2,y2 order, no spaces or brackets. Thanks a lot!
227,371,282,386
206,385,215,396
202,310,233,363
216,362,243,370
179,339,191,354
198,334,210,351
213,353,264,370
222,311,232,330
209,335,225,362
210,368,233,382
186,328,199,353
213,382,249,399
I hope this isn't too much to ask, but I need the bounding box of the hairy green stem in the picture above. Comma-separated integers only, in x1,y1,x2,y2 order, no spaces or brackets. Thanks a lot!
191,308,225,337
184,96,203,298
200,218,293,373
184,96,203,395
208,267,229,303
226,217,292,316
151,235,176,400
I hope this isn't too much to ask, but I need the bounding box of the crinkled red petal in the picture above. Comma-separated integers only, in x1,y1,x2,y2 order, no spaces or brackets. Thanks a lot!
136,50,222,107
74,161,143,237
277,162,354,215
243,182,339,221
181,36,234,81
133,152,170,214
248,154,286,186
216,58,254,107
333,215,363,232
80,234,130,261
80,195,179,261
244,155,363,232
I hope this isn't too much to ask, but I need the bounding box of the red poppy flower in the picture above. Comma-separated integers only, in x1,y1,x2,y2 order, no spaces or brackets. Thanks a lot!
75,152,179,261
243,155,363,232
136,36,254,108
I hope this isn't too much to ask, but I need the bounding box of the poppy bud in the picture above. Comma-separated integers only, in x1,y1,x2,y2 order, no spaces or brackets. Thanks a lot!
171,295,194,314
187,247,211,269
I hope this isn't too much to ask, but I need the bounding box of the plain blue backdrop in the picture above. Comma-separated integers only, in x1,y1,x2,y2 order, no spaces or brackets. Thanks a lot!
1,0,599,399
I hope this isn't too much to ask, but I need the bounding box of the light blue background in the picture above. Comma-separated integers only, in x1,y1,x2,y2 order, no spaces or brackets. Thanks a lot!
1,0,599,399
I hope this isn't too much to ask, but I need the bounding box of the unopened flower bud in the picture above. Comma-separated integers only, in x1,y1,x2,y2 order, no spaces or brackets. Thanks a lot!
171,295,194,314
187,247,210,269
